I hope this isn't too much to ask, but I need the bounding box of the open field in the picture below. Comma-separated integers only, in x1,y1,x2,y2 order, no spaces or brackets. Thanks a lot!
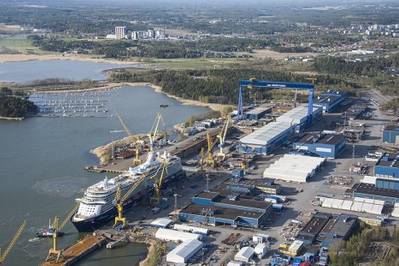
145,57,244,70
0,36,45,54
253,48,316,60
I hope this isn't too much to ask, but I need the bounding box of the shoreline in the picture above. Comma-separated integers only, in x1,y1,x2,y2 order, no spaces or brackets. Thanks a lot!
0,116,24,121
35,81,229,112
0,53,141,65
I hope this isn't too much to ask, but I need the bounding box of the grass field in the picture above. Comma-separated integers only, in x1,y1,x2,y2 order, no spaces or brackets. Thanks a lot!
0,36,45,54
143,57,247,70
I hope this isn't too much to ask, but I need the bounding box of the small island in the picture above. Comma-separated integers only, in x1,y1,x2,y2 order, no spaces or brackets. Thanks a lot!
0,87,38,119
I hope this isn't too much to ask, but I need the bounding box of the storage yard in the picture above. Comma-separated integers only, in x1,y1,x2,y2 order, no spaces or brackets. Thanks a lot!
33,79,399,266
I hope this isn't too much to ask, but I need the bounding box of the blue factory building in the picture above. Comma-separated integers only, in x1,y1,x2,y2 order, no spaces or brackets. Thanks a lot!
179,191,272,228
293,133,346,159
351,153,399,203
383,125,399,144
314,90,345,113
375,153,399,178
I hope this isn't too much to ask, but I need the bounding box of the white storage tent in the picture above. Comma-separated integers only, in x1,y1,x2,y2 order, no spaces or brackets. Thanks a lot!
263,154,325,183
150,217,173,228
155,228,201,242
320,196,384,215
234,247,255,263
166,239,203,264
173,224,209,235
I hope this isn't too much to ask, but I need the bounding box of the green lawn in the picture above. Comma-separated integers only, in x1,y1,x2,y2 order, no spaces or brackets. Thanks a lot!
0,36,45,54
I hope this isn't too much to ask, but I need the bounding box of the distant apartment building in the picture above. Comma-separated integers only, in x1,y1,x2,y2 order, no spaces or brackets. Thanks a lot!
147,29,155,39
131,31,139,40
115,26,126,39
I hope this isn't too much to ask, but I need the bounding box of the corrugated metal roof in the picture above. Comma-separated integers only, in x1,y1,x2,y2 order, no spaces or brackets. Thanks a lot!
235,246,255,262
155,228,200,242
240,121,292,146
167,239,203,260
276,104,320,124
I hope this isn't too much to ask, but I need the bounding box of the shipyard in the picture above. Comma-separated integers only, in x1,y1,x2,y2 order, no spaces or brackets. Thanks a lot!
8,77,396,266
1,1,399,266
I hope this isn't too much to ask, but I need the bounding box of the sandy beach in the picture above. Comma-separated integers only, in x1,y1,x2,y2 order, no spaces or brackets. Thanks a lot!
0,53,141,65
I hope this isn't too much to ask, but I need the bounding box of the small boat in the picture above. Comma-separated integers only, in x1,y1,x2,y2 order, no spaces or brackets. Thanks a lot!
36,219,65,238
160,104,169,108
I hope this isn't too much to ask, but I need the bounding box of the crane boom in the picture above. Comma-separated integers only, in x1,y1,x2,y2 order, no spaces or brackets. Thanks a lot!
148,113,164,150
0,220,26,263
60,204,79,230
116,112,132,136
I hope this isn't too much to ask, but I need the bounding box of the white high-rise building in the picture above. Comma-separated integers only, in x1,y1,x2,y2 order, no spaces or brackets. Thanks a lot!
115,26,126,39
131,31,139,40
147,29,155,39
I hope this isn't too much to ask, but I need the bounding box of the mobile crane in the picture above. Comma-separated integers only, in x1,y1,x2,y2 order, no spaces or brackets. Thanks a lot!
0,220,26,264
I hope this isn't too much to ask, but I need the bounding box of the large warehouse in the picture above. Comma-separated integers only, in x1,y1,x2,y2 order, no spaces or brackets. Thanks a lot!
239,105,322,154
293,133,346,159
166,239,203,264
375,153,399,178
314,90,345,113
383,125,399,144
179,190,273,228
263,154,326,183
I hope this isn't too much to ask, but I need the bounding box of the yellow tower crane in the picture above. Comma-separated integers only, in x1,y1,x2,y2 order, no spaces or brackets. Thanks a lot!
152,155,169,205
113,157,168,228
148,113,165,152
0,220,26,264
45,204,78,263
204,131,217,168
216,117,231,160
113,176,145,229
115,112,142,166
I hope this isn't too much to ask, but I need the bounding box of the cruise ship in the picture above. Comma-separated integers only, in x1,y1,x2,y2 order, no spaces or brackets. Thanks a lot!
71,151,183,232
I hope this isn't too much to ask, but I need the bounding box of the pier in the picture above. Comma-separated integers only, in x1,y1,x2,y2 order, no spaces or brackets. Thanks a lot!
41,234,107,266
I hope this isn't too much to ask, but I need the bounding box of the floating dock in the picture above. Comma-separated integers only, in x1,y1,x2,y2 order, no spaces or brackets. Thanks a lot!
41,234,107,266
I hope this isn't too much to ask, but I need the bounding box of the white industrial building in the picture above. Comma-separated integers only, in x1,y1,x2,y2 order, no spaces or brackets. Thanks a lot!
276,104,321,125
234,246,255,263
263,154,326,183
150,217,173,228
239,105,322,154
239,121,293,154
166,239,203,264
254,243,268,258
173,224,209,235
155,228,201,242
320,196,384,215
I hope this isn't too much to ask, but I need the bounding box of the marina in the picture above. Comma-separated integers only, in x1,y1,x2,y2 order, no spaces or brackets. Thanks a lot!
29,91,112,118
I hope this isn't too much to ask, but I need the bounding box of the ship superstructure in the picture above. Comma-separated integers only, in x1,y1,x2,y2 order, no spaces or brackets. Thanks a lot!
71,152,183,232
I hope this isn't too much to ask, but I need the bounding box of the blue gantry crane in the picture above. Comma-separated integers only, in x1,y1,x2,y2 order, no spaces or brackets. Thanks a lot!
237,79,315,124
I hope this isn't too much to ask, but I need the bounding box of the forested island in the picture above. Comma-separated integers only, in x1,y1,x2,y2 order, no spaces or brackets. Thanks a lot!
0,88,38,118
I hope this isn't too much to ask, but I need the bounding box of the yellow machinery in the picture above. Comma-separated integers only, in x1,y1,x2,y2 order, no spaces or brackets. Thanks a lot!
115,112,142,166
152,157,169,205
113,176,145,228
45,204,78,262
0,220,26,264
216,117,231,160
113,155,169,228
204,132,216,168
148,113,165,152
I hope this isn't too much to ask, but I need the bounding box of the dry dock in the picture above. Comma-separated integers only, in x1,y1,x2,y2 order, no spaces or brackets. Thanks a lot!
42,235,107,266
